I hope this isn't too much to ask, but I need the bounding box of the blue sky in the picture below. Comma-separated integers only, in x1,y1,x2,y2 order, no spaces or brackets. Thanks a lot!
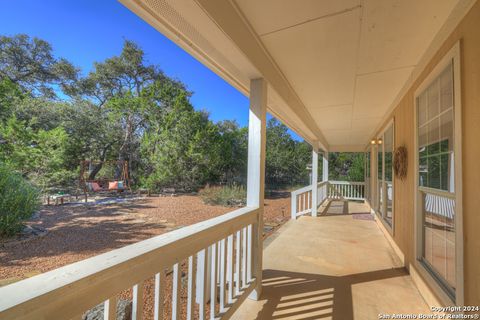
0,0,301,139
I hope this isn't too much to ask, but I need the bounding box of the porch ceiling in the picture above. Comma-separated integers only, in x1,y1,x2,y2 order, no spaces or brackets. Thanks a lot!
119,0,468,151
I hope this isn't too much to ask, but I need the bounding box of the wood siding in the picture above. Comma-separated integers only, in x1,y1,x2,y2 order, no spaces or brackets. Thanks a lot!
371,0,480,305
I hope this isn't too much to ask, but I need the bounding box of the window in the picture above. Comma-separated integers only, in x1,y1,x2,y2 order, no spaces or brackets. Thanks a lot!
377,140,383,214
416,56,459,302
418,64,454,192
376,122,394,228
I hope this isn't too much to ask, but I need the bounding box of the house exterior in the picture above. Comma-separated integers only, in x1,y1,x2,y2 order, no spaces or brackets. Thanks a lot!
0,0,479,319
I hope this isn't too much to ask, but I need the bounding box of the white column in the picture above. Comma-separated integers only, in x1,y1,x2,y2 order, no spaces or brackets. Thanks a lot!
311,150,318,217
247,78,267,301
322,152,329,182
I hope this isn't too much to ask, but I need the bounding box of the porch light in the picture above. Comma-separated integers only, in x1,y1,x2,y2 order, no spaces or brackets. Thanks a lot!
370,139,377,145
377,138,383,145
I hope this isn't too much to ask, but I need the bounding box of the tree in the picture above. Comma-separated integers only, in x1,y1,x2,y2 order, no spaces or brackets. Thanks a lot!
216,120,248,184
0,78,23,123
328,152,364,181
70,40,186,180
265,118,310,188
140,92,222,191
0,115,73,190
1,34,331,195
0,34,77,98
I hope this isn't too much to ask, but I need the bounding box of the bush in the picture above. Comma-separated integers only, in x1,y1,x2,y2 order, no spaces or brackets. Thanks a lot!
199,185,246,207
0,164,40,237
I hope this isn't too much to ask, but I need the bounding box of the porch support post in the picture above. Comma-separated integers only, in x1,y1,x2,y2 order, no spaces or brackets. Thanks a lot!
247,78,267,301
311,149,319,217
322,152,329,182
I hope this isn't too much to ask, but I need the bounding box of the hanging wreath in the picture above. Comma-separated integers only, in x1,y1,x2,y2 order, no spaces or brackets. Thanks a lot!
393,145,408,180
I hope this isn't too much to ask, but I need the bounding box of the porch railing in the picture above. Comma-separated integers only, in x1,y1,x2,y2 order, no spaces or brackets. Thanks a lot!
290,185,311,219
328,181,365,201
291,181,365,219
0,206,260,320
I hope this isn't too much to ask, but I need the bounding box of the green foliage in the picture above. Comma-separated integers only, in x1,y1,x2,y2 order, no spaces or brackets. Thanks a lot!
199,185,246,207
0,116,35,170
0,34,77,98
0,113,73,190
0,33,366,202
328,152,365,182
265,119,312,188
0,163,40,237
0,78,23,122
216,120,248,184
140,92,223,191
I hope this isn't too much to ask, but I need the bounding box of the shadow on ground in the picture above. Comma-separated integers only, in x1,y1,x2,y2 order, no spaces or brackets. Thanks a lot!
251,268,407,320
318,200,371,216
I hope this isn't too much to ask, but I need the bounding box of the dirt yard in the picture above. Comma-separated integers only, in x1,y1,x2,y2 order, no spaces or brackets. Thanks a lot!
0,193,291,319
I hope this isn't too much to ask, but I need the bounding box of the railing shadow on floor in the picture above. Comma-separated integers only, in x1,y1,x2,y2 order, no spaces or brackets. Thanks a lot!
318,200,348,216
317,200,370,217
250,267,407,320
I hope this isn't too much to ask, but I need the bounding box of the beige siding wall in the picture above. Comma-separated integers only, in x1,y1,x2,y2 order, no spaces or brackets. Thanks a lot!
371,0,480,305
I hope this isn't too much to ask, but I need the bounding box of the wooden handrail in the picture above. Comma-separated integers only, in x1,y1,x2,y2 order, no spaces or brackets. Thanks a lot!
0,206,259,320
328,181,366,185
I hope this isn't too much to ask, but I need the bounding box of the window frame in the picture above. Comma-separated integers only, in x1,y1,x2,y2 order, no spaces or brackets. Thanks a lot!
413,41,463,305
375,119,395,234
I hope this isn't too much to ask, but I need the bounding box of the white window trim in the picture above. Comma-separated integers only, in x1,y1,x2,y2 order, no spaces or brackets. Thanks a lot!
375,119,395,235
413,41,463,306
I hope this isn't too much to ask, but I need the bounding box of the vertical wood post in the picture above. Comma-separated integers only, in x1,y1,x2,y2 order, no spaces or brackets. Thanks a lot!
311,150,319,217
247,78,267,301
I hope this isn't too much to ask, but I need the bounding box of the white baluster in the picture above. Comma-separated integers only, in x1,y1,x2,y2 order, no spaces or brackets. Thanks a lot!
210,243,217,320
306,191,310,211
197,249,208,320
227,235,234,304
187,256,196,320
219,239,227,313
242,227,247,288
302,193,306,212
154,271,165,320
235,230,241,296
132,283,143,320
172,263,181,320
104,297,116,320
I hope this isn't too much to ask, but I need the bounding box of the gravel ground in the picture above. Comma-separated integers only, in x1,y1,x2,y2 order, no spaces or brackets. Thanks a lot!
0,192,291,319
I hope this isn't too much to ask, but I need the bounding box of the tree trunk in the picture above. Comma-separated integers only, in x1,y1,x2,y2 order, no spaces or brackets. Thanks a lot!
88,144,110,180
88,163,103,181
116,113,134,179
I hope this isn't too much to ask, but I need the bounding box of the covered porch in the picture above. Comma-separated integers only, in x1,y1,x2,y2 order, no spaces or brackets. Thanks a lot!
1,0,478,318
231,212,429,319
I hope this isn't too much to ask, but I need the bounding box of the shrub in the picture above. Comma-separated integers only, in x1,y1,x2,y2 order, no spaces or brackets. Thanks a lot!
199,185,246,207
0,164,40,237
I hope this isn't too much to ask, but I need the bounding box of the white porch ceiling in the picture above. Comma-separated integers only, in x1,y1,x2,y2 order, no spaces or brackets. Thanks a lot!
120,0,469,151
235,0,459,150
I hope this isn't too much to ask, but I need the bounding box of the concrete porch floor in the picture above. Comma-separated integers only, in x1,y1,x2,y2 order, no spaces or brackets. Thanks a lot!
231,201,430,320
